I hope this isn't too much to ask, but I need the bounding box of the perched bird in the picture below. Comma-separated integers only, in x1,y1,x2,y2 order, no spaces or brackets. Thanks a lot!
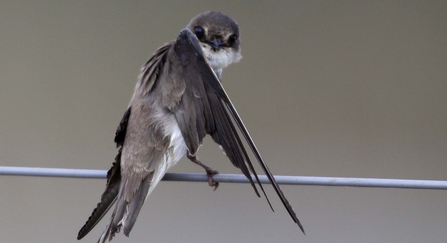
77,11,304,242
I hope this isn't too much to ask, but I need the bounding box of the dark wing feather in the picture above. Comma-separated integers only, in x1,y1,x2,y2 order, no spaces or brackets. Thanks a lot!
206,94,262,197
174,29,305,234
77,107,131,240
167,43,213,154
172,30,260,197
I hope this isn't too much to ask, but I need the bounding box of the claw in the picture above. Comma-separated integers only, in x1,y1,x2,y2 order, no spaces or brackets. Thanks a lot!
205,168,219,190
187,154,220,191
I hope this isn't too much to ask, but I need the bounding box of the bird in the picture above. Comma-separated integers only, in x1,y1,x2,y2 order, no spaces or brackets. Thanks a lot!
77,11,304,242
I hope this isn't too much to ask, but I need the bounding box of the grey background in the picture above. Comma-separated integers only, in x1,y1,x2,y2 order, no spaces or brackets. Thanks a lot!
1,1,446,243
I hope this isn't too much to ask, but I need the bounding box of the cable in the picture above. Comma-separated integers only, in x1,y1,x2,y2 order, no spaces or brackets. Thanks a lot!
1,166,446,190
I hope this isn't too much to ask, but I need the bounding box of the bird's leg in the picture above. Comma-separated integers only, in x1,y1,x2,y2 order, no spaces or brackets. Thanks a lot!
187,154,219,190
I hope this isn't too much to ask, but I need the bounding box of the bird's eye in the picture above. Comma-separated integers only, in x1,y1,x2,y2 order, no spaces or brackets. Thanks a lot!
194,26,204,39
228,34,238,44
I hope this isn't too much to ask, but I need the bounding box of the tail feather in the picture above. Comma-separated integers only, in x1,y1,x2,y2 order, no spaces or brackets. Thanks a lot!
98,164,170,242
123,175,153,236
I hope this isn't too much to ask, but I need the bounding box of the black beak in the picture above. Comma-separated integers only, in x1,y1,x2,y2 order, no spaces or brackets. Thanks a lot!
206,38,223,50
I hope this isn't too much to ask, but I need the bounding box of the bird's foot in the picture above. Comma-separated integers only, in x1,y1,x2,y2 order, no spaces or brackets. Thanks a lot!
204,167,219,191
187,154,219,190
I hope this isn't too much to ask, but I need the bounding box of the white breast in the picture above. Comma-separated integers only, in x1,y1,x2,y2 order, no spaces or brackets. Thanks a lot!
201,44,242,71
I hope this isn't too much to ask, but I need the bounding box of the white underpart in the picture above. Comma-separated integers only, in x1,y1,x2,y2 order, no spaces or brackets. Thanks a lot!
146,114,187,199
114,105,189,236
116,114,188,233
201,44,242,72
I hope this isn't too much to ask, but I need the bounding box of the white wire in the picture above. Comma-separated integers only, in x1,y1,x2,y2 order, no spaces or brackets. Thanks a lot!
1,166,446,190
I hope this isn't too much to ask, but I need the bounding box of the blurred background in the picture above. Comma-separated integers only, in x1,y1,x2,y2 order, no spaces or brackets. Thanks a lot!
1,1,446,243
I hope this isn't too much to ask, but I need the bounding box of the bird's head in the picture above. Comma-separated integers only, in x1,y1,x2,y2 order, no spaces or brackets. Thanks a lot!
187,11,242,72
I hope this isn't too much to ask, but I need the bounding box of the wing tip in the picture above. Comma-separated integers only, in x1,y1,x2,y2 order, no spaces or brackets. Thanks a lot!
77,202,102,240
297,221,306,235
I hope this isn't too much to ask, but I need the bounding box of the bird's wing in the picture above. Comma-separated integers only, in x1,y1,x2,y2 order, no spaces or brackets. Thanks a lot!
172,28,305,233
77,107,130,240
